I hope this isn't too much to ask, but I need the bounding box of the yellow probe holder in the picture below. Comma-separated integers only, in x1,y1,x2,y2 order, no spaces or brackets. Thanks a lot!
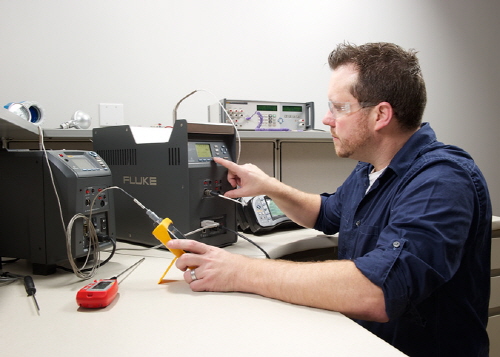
152,218,186,284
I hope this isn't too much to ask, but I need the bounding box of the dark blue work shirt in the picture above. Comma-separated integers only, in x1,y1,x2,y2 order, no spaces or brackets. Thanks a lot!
314,123,491,357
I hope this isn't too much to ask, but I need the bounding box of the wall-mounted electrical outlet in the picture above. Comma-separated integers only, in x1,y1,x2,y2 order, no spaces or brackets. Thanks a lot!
99,103,124,126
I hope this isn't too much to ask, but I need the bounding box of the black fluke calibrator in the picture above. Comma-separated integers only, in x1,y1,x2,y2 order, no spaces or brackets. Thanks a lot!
0,150,115,275
93,120,237,248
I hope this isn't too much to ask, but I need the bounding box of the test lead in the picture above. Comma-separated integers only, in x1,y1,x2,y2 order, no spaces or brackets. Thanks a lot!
204,189,246,206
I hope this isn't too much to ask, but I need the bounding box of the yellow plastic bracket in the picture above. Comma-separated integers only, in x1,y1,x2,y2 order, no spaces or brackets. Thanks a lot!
152,218,187,284
157,257,178,284
152,217,186,258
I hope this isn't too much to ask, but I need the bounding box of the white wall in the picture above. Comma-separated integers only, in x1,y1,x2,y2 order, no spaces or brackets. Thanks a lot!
1,0,499,215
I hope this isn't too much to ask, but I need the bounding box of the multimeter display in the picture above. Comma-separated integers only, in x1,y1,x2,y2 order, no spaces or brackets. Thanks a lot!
89,281,113,290
282,105,303,112
256,104,278,111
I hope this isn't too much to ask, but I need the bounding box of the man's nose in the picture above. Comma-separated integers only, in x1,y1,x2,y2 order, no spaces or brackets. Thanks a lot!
322,110,335,126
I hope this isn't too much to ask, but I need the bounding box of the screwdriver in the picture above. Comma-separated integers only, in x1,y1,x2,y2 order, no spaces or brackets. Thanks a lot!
24,276,40,314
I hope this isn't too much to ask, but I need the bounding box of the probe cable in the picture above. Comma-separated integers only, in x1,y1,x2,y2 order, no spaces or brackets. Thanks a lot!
59,186,121,278
172,89,242,164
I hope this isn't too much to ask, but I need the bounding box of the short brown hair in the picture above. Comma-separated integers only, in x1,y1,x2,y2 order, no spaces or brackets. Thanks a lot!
328,42,427,131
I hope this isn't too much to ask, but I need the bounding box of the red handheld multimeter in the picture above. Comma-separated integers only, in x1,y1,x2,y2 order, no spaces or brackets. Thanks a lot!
76,279,118,308
76,258,145,309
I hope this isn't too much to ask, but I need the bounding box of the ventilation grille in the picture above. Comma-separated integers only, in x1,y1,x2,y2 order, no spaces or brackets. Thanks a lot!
97,147,182,166
169,147,181,166
98,149,137,166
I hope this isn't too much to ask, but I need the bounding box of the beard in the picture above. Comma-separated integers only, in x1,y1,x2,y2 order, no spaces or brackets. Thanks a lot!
333,114,372,159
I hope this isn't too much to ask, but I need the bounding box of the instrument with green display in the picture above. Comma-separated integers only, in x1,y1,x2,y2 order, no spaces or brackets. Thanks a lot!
209,99,314,131
238,195,299,234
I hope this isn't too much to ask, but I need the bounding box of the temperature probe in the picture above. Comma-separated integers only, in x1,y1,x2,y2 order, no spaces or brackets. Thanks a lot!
76,257,145,308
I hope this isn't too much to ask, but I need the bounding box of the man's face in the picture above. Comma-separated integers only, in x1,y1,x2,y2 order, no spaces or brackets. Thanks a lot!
322,64,373,160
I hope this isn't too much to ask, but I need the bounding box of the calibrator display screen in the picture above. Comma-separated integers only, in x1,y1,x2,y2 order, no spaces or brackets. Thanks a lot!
266,197,285,219
71,157,95,170
257,105,278,112
195,143,212,158
282,105,303,112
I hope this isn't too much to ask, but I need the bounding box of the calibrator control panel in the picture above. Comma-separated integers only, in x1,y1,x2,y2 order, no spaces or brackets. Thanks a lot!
209,99,314,131
49,150,110,177
187,141,232,164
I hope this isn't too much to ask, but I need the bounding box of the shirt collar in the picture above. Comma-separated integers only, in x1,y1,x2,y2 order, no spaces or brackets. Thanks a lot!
386,122,438,176
354,122,438,177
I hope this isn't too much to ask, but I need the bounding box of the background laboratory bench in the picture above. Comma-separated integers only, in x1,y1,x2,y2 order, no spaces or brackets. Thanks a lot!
1,228,409,357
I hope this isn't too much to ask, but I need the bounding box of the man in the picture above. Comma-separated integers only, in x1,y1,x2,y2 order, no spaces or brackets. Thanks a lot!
168,42,492,356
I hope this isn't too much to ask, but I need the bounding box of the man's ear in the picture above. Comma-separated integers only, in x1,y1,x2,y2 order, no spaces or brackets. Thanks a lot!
373,102,394,131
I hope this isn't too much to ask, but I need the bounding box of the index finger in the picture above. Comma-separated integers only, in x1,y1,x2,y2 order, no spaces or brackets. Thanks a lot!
167,238,209,255
213,156,238,170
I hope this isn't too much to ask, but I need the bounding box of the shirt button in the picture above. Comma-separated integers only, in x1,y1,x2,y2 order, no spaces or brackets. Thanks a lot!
393,241,401,248
355,220,361,227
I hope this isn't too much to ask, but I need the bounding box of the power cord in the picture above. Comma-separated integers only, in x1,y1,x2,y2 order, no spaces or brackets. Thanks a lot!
223,225,270,259
200,219,270,259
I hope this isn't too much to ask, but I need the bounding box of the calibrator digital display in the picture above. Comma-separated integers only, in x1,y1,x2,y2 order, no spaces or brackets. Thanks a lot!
71,157,96,170
195,143,212,158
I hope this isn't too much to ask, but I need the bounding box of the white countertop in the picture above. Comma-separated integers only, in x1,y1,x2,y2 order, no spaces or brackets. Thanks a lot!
0,228,406,357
